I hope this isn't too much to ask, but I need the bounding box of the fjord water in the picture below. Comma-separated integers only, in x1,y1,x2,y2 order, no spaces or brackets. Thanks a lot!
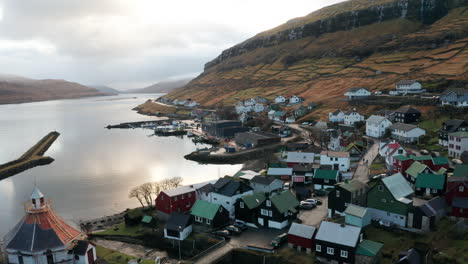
0,94,241,235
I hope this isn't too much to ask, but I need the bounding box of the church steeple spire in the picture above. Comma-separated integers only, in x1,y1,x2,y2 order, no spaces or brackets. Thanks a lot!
31,186,46,209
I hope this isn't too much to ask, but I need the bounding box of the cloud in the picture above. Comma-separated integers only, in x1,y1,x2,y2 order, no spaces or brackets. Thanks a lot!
0,0,345,89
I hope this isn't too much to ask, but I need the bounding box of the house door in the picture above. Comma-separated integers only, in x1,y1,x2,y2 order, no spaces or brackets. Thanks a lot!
87,249,95,264
425,188,430,196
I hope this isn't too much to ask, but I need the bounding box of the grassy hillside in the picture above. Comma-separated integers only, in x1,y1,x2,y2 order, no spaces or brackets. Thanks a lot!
164,2,468,119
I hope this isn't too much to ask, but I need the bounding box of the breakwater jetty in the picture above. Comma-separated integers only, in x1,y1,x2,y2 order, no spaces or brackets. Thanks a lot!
0,131,60,180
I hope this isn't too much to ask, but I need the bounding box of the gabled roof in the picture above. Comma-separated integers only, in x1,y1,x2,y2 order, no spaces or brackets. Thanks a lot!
356,240,384,257
442,119,467,133
396,80,418,86
190,200,222,220
412,155,432,161
240,192,266,209
395,106,421,114
320,151,350,158
288,223,316,239
345,204,368,218
389,123,420,132
449,131,468,138
344,143,365,153
453,164,468,177
394,155,412,161
267,167,293,176
314,169,339,180
347,87,368,93
453,197,468,209
381,173,414,200
415,173,445,190
165,213,192,231
331,110,343,116
441,88,468,96
212,178,252,197
367,115,389,125
418,196,447,217
337,179,367,193
269,190,299,214
164,185,195,197
250,176,276,185
406,161,428,178
315,221,362,247
286,152,315,163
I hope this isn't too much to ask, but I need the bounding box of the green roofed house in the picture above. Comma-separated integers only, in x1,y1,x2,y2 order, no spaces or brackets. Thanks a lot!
190,200,229,228
405,161,433,185
257,190,299,229
355,240,384,264
314,169,341,190
141,215,155,228
235,192,266,227
328,179,368,217
345,204,371,227
367,173,414,227
453,164,468,177
415,173,446,198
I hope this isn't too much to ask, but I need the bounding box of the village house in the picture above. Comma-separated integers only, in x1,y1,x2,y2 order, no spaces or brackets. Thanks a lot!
289,95,303,104
292,164,315,184
313,169,340,190
268,110,276,120
184,100,199,108
287,223,317,254
244,98,256,106
235,192,266,227
407,196,447,232
440,88,468,107
393,80,424,94
271,124,292,137
388,123,426,143
238,112,249,123
377,109,396,122
249,176,283,193
405,161,434,185
343,110,365,126
344,142,366,161
415,173,446,198
273,111,287,122
344,87,371,100
253,103,265,112
328,179,368,217
164,213,192,241
294,105,307,117
285,151,315,167
155,185,197,220
397,244,432,264
235,131,281,148
257,190,299,229
345,204,371,228
202,120,249,138
255,96,268,104
208,177,253,218
307,102,314,110
314,221,363,264
235,102,251,114
379,141,406,170
367,173,414,227
190,200,230,228
329,110,345,123
448,131,468,158
445,165,468,218
394,106,421,124
355,240,384,264
439,119,468,146
267,167,293,180
3,187,96,264
320,151,350,171
393,155,449,176
328,130,343,151
275,95,286,104
366,115,392,138
285,114,296,124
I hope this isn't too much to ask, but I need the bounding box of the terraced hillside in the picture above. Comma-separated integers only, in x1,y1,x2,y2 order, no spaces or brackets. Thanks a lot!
164,0,468,118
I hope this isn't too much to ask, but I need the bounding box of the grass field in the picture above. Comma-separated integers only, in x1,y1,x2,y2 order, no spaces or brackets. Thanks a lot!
96,245,154,264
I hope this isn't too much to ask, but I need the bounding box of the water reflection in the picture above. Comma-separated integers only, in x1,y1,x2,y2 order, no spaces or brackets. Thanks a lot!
0,94,241,235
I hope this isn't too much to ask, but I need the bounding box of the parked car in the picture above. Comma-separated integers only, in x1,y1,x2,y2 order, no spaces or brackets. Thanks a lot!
299,201,316,210
213,230,231,240
234,221,248,231
226,225,242,235
283,182,291,190
313,189,330,196
271,233,288,248
302,122,310,125
420,149,430,155
304,198,322,205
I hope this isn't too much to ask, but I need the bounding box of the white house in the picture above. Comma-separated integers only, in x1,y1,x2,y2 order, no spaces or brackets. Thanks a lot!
344,87,371,100
366,115,392,138
164,213,192,241
275,95,286,104
448,131,468,158
208,178,254,218
185,100,199,108
343,110,365,126
249,176,283,193
268,110,276,120
267,167,294,178
320,151,350,172
388,123,426,143
328,131,343,151
329,110,345,123
379,141,406,169
235,103,252,114
244,98,256,106
253,103,265,112
289,95,302,104
239,112,249,123
440,88,468,107
285,115,296,124
3,187,95,264
395,80,425,94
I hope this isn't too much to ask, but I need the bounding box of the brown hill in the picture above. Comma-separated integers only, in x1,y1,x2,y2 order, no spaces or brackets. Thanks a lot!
132,78,192,94
164,0,468,119
0,75,109,104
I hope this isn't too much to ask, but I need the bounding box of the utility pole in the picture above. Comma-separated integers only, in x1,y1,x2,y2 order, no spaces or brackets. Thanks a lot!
178,239,181,260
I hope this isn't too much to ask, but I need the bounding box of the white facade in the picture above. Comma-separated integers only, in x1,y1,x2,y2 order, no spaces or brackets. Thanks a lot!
395,81,424,94
289,95,302,104
448,133,468,158
367,208,407,227
344,88,371,100
250,180,283,193
329,111,344,123
366,115,392,138
343,111,365,126
209,191,254,218
328,134,343,151
244,98,256,106
391,127,426,143
268,110,276,120
235,104,252,114
267,219,289,229
320,152,350,172
285,116,296,124
275,96,286,103
253,103,265,112
185,101,199,108
164,225,192,241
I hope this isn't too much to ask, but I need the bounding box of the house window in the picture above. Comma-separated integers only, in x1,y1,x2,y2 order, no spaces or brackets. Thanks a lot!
46,252,54,264
327,247,334,255
432,189,437,194
174,196,178,202
324,179,329,183
460,186,465,192
214,197,218,201
316,245,321,252
240,202,244,208
336,190,340,197
261,209,268,216
284,212,288,217
266,200,271,207
161,195,164,200
206,219,211,224
181,194,185,199
378,185,383,191
18,256,24,264
188,193,192,198
269,210,273,217
341,250,348,258
186,202,191,208
226,201,230,205
381,199,386,203
195,216,202,222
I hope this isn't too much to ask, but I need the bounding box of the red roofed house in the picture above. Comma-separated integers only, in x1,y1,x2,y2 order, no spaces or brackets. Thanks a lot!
287,223,317,254
3,187,96,264
155,185,197,220
379,141,406,169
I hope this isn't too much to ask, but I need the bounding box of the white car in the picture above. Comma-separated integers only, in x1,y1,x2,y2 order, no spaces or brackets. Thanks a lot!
302,122,309,125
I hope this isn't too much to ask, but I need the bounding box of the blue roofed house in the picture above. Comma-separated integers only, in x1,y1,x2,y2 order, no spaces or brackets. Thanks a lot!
345,204,371,227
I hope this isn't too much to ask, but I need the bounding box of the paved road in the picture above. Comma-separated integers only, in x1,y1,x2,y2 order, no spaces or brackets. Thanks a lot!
297,197,329,227
353,142,380,183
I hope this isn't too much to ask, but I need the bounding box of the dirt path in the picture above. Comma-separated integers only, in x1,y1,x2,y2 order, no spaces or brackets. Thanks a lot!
353,142,379,183
93,238,169,260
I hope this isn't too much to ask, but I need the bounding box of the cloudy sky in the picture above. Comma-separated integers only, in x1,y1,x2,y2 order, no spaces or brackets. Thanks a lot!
0,0,345,89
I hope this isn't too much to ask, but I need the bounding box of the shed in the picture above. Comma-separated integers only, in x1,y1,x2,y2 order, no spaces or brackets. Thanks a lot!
355,240,384,264
164,213,192,241
287,223,316,254
345,204,371,227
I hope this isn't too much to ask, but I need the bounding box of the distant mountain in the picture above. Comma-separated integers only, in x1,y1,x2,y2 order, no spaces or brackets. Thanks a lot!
132,78,192,94
0,74,109,104
89,85,121,94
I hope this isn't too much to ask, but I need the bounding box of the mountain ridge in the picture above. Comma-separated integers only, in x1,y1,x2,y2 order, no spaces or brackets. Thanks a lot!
132,78,192,94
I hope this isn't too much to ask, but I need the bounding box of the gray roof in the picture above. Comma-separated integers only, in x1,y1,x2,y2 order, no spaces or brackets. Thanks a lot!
212,178,253,197
389,123,419,132
395,106,421,114
419,196,447,217
250,175,276,185
5,220,65,251
288,223,316,239
315,221,362,247
453,197,468,209
442,119,468,133
382,173,414,200
347,87,368,93
345,204,368,218
285,152,315,163
164,185,195,197
165,213,192,231
267,167,293,176
397,80,418,86
367,115,388,125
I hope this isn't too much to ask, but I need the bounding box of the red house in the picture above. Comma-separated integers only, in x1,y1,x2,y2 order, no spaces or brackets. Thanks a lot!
155,186,196,220
393,156,450,176
393,155,414,175
287,223,316,254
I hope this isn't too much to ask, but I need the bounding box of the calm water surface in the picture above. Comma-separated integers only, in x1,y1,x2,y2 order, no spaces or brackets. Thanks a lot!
0,94,241,235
